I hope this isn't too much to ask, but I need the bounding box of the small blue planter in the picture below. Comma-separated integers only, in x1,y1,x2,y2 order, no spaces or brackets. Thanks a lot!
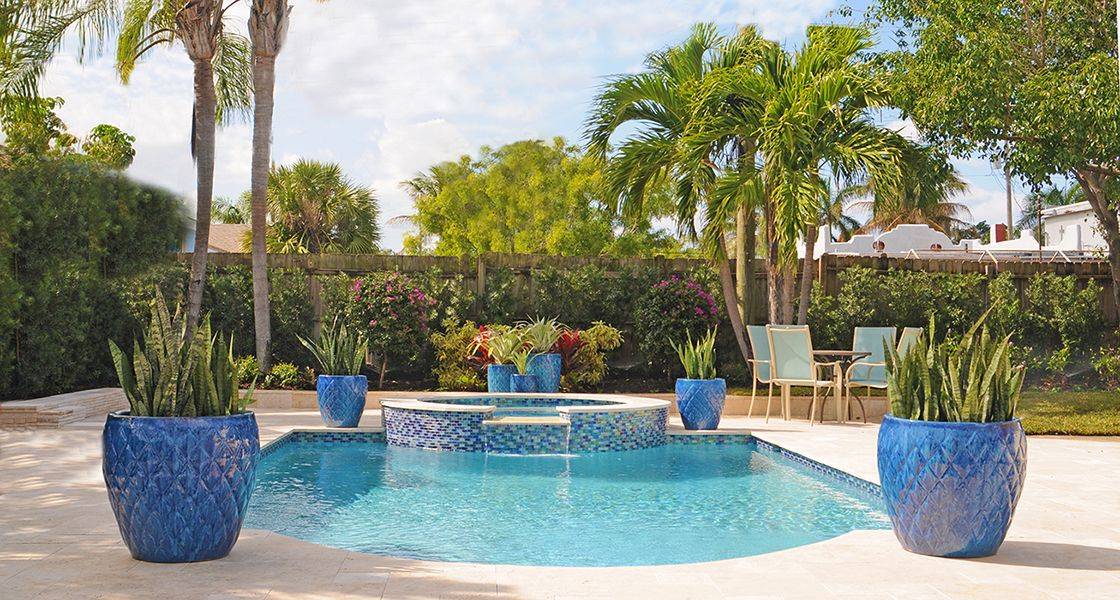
675,378,727,430
316,374,368,427
510,373,539,393
487,364,516,393
527,352,562,392
878,415,1028,558
102,411,260,563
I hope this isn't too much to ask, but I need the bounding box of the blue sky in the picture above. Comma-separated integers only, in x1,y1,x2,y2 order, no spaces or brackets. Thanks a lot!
43,0,1017,250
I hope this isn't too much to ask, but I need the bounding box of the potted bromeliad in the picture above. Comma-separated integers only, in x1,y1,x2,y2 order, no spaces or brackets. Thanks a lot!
477,328,521,393
105,292,258,563
672,329,725,430
300,317,369,428
509,347,539,393
521,317,563,393
880,316,1028,558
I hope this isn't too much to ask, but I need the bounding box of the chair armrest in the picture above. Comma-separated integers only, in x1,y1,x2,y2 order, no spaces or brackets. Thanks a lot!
747,358,769,365
814,360,841,379
846,361,886,377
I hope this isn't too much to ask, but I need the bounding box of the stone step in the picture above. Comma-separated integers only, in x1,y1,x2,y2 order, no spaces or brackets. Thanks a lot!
482,416,569,426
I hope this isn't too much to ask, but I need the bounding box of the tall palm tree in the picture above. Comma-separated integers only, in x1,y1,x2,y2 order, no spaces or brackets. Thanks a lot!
585,23,765,362
116,0,252,331
686,25,898,324
246,0,291,372
262,159,380,337
843,141,970,235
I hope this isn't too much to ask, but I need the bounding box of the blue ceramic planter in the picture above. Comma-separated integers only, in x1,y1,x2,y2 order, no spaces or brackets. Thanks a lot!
487,364,516,393
878,415,1028,558
316,374,368,427
102,411,260,563
510,373,539,393
527,353,562,393
675,378,726,430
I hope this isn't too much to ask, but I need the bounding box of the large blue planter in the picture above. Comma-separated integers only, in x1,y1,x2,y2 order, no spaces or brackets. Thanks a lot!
675,378,726,430
527,353,562,392
316,374,368,427
487,364,516,393
102,411,260,563
510,373,539,393
878,415,1028,558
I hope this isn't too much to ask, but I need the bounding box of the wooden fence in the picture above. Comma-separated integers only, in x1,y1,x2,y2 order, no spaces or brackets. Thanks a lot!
180,252,1119,324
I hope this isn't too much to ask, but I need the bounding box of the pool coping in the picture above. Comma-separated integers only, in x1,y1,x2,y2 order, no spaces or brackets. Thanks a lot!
380,392,670,415
258,426,883,500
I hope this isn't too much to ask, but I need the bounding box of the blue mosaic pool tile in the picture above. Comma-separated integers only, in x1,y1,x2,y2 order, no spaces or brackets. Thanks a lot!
383,407,486,452
567,408,668,452
483,422,570,454
753,437,882,500
667,432,753,445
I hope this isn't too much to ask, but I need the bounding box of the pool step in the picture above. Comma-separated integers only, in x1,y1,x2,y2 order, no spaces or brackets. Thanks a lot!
481,416,571,454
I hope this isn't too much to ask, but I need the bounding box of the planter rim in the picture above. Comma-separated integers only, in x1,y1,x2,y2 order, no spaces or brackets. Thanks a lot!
675,377,726,384
316,374,367,379
511,373,537,378
108,410,255,421
882,414,1021,429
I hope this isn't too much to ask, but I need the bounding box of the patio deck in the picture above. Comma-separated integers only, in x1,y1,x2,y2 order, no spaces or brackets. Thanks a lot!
1,402,1117,599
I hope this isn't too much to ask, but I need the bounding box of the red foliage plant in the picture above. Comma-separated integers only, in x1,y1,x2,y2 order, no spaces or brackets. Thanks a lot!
555,329,584,372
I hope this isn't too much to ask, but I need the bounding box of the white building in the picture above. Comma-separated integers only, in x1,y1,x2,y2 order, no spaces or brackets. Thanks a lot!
1040,201,1106,252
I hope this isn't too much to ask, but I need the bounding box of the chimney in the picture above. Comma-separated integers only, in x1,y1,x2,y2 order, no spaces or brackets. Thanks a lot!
994,223,1008,243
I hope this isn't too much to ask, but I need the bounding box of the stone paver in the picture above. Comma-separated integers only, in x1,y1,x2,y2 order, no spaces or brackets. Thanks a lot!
1,406,1117,599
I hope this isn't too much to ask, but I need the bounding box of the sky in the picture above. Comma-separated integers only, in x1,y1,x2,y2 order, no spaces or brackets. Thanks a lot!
41,0,1021,251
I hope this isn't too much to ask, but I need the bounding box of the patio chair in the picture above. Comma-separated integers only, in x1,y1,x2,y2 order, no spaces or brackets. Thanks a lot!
745,325,776,422
766,325,840,426
897,327,923,355
842,327,896,423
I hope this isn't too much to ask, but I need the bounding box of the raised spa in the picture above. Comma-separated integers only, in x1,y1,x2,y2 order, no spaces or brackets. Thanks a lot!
381,393,670,454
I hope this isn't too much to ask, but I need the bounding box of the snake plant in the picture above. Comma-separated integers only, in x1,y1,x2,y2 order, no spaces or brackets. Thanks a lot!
672,329,717,380
299,316,367,375
885,314,1025,423
109,290,255,417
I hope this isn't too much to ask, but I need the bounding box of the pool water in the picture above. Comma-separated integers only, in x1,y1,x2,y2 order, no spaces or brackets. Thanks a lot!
246,441,889,566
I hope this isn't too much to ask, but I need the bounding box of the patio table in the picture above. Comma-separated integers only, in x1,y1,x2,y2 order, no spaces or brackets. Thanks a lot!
812,350,871,424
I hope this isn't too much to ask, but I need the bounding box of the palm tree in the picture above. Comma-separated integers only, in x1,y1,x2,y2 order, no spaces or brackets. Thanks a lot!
116,0,252,331
585,23,765,362
263,159,380,337
211,195,248,224
686,25,898,324
246,0,291,372
843,141,970,235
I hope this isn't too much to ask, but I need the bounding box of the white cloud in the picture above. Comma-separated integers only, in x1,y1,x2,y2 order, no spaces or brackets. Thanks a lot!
41,0,844,250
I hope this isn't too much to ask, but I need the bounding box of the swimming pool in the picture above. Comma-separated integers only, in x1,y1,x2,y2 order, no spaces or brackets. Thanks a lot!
246,436,889,566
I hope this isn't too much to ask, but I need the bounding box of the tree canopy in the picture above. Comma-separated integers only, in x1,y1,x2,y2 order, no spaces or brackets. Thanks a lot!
400,137,685,257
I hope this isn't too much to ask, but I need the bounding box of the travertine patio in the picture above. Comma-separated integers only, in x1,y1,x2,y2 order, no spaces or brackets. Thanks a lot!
1,401,1117,599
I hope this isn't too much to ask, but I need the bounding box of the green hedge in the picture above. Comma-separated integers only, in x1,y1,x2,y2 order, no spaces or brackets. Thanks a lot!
0,155,183,399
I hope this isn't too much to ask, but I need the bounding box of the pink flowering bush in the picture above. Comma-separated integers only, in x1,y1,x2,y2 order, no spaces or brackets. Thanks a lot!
345,272,436,386
633,275,720,377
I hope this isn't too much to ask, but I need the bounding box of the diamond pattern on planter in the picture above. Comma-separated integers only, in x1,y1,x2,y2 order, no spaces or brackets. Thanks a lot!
877,416,1027,558
102,412,260,563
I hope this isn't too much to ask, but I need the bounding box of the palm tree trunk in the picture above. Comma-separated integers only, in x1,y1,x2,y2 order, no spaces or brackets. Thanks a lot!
186,58,217,333
780,265,796,325
764,204,781,324
796,224,817,325
717,236,751,363
249,53,275,371
735,204,751,323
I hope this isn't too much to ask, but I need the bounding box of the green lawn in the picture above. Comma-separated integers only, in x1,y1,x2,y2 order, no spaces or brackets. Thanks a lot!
1019,390,1120,436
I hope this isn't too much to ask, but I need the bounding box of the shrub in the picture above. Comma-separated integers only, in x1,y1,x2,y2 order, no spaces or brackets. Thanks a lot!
264,362,312,390
345,272,436,386
560,321,623,391
633,275,719,377
431,320,487,391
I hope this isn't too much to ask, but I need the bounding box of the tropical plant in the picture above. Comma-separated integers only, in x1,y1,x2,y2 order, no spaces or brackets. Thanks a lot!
520,317,562,353
431,320,487,391
561,321,624,390
510,347,534,375
585,23,758,359
346,272,434,387
260,159,380,254
298,316,366,376
843,141,970,234
672,329,718,380
479,329,521,364
108,290,254,417
885,315,1025,423
115,0,253,332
